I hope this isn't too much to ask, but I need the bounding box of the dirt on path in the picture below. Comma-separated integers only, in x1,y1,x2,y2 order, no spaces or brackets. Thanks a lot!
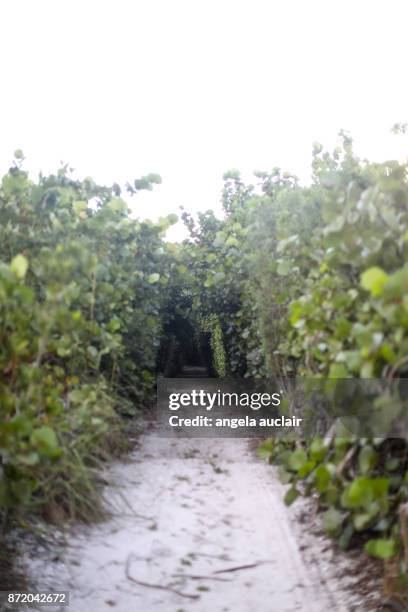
19,433,377,612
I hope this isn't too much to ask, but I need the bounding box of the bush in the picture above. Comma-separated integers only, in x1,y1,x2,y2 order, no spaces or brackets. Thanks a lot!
180,133,408,561
0,156,176,526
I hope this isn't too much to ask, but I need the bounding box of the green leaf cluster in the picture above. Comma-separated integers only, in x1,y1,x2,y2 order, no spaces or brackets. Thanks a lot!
0,159,172,522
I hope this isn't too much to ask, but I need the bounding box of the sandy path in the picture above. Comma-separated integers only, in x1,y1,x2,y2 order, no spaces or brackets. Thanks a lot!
21,434,356,612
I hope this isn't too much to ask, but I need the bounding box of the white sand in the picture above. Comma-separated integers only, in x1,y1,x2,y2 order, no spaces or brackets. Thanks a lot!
21,434,363,612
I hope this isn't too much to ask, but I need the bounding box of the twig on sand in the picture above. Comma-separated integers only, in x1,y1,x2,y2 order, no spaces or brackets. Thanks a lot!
125,555,200,600
213,561,273,574
172,573,232,582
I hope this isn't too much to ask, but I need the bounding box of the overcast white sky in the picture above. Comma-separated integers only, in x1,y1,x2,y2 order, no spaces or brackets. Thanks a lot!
0,0,407,239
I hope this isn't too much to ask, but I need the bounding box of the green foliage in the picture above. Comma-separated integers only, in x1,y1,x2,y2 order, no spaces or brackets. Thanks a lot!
364,538,398,559
3,131,408,570
180,133,408,562
0,158,175,524
201,315,227,377
246,138,408,559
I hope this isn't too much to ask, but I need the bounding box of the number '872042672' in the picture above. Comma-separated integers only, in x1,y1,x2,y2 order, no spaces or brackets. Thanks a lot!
1,592,69,608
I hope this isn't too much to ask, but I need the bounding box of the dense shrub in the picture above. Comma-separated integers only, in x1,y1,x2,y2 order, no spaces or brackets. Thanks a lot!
0,155,175,525
180,133,408,563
